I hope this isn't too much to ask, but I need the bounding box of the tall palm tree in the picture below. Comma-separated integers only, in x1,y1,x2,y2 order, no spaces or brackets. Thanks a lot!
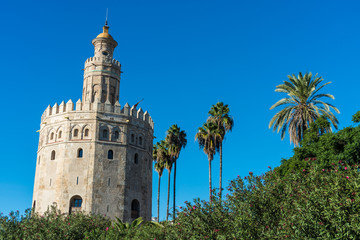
163,150,173,221
269,72,340,146
165,124,187,221
152,142,165,223
195,121,218,200
208,102,234,198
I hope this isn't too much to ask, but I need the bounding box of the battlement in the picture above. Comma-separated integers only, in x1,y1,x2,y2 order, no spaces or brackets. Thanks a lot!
41,99,153,128
85,57,121,68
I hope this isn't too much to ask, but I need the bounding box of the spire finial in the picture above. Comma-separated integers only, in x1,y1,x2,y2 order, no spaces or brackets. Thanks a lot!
105,8,108,26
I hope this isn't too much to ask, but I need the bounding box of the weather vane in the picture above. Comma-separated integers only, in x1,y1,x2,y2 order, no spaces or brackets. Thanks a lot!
105,8,108,26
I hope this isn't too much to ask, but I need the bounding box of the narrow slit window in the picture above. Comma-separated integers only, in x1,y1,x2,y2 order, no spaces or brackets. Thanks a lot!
76,177,79,185
134,153,138,164
50,178,52,186
108,178,111,186
77,148,83,158
51,150,56,160
103,129,108,139
108,150,113,159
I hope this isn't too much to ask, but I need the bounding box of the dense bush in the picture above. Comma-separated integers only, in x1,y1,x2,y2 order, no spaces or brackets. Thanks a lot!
164,161,360,239
277,113,360,177
0,207,110,240
2,162,360,239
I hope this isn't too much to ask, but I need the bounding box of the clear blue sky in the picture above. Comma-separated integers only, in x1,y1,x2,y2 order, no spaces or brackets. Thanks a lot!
1,0,360,221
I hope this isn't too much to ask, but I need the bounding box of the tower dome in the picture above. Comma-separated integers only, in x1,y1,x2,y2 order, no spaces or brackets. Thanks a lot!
96,25,114,40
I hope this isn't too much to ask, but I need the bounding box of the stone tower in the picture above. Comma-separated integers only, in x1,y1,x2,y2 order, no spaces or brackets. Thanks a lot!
32,23,154,222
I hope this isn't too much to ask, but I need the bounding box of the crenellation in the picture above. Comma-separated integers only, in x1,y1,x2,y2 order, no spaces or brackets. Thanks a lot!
46,105,52,116
115,101,121,114
105,100,112,112
53,103,59,114
144,111,149,122
123,103,130,116
66,99,74,112
137,108,144,120
130,106,136,117
76,99,82,111
41,101,153,127
59,101,65,113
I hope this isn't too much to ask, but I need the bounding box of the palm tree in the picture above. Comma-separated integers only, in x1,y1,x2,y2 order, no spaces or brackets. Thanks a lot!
195,121,218,200
154,140,172,221
269,72,340,146
165,124,187,221
152,142,165,223
208,102,234,198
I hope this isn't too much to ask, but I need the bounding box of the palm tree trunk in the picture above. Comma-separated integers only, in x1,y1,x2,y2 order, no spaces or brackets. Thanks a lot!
219,142,223,199
157,174,161,223
209,157,212,200
173,160,176,222
166,170,171,221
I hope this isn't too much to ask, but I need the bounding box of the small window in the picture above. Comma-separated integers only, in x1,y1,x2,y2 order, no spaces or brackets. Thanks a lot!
114,131,119,140
74,129,79,137
84,129,89,137
76,177,79,185
107,205,109,212
131,199,140,218
50,178,52,186
33,200,36,212
108,178,111,186
131,134,135,143
38,156,40,165
139,137,143,145
103,129,108,139
50,132,54,140
58,131,62,138
134,153,138,164
108,150,113,159
51,150,56,160
77,148,83,158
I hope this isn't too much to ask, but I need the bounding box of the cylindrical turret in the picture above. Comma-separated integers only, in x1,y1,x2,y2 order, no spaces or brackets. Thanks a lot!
82,24,121,105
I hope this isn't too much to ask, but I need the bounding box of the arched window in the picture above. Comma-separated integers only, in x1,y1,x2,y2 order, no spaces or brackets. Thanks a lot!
103,129,108,139
134,153,138,164
131,134,135,143
108,150,113,159
58,131,62,138
114,131,119,140
131,199,140,218
77,148,83,158
50,132,54,140
139,136,143,145
84,129,89,137
51,150,56,160
69,195,82,214
74,129,79,137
